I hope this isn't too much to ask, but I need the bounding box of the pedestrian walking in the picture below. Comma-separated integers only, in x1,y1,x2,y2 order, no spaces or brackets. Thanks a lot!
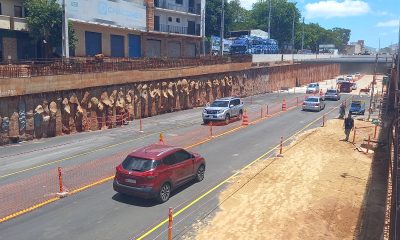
343,114,354,141
339,102,346,119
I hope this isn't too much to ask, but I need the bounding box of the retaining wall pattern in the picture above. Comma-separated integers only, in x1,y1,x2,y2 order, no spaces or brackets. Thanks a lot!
0,63,339,145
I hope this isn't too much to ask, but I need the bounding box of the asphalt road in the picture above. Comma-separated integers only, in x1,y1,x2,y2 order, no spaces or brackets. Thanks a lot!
0,92,300,185
0,90,355,240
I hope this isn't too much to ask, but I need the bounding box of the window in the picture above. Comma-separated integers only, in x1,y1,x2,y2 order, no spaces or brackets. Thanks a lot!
176,18,180,23
210,100,229,107
0,3,2,15
122,157,158,172
163,154,177,165
176,0,183,4
168,17,172,22
174,150,192,163
233,99,241,106
14,5,23,18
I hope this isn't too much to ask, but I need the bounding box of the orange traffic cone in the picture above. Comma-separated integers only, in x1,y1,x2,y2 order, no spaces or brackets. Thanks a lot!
282,98,287,111
242,109,249,126
159,132,165,144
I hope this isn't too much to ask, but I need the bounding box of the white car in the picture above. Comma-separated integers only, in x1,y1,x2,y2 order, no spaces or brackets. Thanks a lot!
302,96,326,112
355,72,361,78
306,83,320,94
346,75,353,81
337,77,345,84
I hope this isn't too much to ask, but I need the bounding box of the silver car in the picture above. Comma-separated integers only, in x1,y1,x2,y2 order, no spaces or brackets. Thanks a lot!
324,89,340,101
306,83,320,94
302,96,326,112
202,97,244,124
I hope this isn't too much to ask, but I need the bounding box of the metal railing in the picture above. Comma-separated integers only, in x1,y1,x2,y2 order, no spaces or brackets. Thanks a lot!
155,0,200,15
0,55,252,78
155,24,200,36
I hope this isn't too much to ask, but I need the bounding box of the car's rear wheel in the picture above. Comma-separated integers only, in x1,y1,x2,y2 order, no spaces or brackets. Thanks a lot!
157,183,171,203
195,165,205,182
225,114,230,125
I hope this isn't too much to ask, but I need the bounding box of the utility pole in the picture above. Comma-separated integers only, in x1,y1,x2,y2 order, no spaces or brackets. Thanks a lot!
220,0,224,56
62,0,69,59
378,38,380,54
268,0,272,39
201,4,206,56
367,53,378,121
301,17,304,51
291,8,295,55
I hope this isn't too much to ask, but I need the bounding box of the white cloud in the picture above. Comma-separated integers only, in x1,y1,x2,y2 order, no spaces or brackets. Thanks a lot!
376,19,400,27
238,0,257,10
304,0,370,19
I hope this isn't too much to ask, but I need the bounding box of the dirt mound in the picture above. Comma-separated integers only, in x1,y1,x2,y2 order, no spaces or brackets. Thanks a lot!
190,119,378,240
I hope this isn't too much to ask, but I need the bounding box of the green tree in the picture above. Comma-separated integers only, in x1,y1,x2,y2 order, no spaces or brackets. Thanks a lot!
24,0,77,57
331,27,351,52
205,0,231,37
251,0,301,51
226,0,254,31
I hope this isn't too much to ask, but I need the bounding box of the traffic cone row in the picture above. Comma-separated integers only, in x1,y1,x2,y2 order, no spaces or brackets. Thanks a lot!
282,98,287,111
242,109,249,126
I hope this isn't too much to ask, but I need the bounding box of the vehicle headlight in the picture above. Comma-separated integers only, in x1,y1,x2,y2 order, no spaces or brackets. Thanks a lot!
218,110,225,114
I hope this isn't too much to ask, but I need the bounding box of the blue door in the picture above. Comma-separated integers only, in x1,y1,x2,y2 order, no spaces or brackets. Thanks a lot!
85,31,102,56
128,34,141,58
111,35,124,57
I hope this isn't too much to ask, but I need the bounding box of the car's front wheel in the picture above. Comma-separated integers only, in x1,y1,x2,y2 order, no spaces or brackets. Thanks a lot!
195,165,205,182
157,183,171,203
225,114,230,125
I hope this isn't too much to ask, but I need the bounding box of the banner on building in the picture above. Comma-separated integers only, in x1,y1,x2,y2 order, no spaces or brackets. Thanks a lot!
66,0,146,31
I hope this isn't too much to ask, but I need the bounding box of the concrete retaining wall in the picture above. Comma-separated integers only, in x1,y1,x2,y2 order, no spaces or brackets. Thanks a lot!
0,63,339,145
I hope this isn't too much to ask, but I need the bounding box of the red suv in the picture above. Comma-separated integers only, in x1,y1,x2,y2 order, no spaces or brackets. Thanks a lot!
113,144,206,203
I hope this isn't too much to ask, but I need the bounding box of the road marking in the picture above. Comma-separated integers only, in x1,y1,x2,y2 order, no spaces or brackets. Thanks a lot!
0,121,200,180
0,95,339,224
0,197,59,223
134,97,347,240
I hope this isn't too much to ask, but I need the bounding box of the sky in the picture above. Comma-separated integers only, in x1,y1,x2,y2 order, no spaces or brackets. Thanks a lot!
238,0,400,49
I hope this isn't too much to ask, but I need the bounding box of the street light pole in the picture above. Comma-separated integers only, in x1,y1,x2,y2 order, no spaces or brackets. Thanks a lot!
62,0,69,59
301,17,304,51
291,8,295,55
268,0,272,39
220,0,224,56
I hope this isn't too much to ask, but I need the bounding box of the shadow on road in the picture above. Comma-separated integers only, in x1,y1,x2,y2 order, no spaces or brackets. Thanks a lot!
111,180,197,207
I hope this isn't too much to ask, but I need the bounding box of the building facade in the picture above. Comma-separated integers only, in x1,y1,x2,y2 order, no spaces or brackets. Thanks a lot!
68,0,205,58
0,0,36,61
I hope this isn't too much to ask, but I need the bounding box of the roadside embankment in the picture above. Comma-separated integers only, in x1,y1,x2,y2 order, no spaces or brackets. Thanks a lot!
189,118,386,240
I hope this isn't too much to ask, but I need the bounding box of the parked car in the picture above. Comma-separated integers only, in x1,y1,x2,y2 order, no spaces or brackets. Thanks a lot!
339,82,353,93
302,96,326,112
352,83,357,90
324,89,341,101
202,97,243,124
113,144,206,203
349,100,366,115
306,83,320,94
355,72,361,78
337,77,345,84
346,75,353,82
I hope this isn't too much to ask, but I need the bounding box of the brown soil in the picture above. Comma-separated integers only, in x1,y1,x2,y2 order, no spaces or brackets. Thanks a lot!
189,119,383,240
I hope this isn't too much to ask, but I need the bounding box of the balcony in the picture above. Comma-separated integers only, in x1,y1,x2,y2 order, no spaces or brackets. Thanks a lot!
0,15,27,31
154,24,200,36
154,0,201,15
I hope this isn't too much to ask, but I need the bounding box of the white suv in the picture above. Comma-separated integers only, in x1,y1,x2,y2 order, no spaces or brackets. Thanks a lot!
202,97,244,124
